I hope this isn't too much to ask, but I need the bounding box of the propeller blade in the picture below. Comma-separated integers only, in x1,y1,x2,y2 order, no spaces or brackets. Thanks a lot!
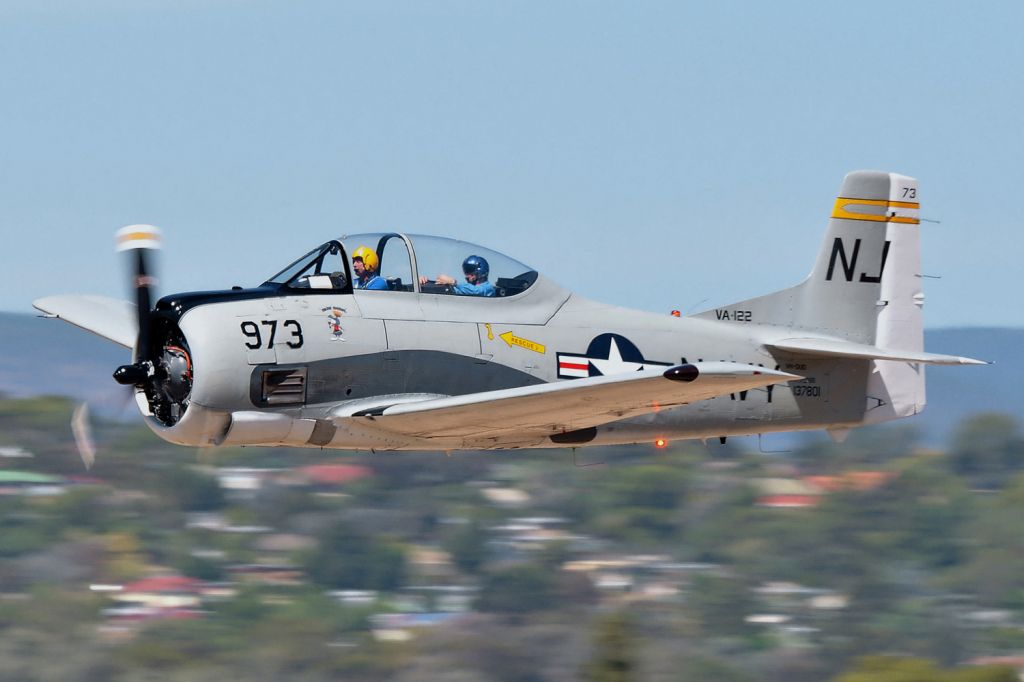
71,402,96,470
115,224,161,362
114,225,162,386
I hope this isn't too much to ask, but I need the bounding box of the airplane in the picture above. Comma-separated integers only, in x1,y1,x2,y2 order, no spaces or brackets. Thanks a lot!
33,170,986,454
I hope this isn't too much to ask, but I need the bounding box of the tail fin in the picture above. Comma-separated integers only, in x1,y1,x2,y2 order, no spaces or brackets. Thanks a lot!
697,170,927,419
808,170,922,350
698,170,922,344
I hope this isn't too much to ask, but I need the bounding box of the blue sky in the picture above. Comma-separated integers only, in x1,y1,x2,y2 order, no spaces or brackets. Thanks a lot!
2,1,1019,327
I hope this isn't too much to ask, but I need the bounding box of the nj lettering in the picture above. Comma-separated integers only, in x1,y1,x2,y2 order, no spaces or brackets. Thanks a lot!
825,238,891,283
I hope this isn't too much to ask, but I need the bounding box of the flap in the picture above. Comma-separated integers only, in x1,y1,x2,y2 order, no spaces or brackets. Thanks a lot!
340,362,800,440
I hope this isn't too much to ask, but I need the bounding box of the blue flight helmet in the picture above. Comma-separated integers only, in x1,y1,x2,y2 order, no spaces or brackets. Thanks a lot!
462,255,490,281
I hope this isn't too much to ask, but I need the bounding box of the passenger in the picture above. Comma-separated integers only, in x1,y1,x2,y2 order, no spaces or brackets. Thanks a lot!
352,246,388,290
423,255,496,296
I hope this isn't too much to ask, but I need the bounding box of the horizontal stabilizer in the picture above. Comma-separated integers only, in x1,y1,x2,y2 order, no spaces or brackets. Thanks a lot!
766,337,989,366
344,362,801,441
32,295,137,349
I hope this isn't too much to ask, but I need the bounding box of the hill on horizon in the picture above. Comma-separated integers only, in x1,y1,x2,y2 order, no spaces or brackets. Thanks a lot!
0,312,1016,446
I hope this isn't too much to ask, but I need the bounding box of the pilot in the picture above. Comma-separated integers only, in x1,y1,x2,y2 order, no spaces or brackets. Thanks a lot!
424,255,496,296
351,246,388,290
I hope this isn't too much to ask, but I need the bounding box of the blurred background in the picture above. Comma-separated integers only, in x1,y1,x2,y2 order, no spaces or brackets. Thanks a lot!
0,317,1022,681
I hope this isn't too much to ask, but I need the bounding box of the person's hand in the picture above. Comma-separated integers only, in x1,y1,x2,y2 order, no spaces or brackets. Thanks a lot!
436,274,456,285
419,275,430,285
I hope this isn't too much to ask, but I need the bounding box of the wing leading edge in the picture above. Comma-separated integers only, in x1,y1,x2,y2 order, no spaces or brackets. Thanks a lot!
32,295,137,349
338,362,801,442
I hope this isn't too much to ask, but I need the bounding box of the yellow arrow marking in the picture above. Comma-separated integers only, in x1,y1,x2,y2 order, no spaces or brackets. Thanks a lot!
499,331,546,354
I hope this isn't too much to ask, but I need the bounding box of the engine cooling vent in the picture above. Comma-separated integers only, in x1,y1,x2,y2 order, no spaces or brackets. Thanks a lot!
260,368,307,406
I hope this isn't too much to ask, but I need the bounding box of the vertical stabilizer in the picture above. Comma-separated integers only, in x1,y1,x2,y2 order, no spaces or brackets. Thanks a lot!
697,170,926,421
802,171,920,345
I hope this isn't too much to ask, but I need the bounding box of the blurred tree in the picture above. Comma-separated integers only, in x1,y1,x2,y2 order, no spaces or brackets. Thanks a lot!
477,564,555,615
832,655,1017,682
0,499,54,557
883,459,974,568
587,464,689,542
162,466,225,512
444,518,488,575
305,520,407,590
461,633,547,682
0,396,74,432
949,474,1024,605
688,574,757,638
49,486,111,532
949,414,1023,489
791,424,921,472
582,611,636,682
177,552,224,581
252,484,322,529
676,655,753,682
18,585,102,633
102,531,146,581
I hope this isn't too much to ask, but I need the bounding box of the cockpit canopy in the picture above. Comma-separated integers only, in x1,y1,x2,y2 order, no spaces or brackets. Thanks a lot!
266,233,538,298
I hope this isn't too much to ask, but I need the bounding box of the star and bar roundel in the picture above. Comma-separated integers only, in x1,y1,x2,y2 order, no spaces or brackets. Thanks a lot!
556,333,672,379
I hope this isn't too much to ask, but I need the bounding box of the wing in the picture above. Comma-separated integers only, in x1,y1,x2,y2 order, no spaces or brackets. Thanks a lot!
337,362,800,441
33,295,137,348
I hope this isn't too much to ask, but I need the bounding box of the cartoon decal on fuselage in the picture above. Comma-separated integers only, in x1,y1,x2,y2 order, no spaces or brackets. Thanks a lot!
322,307,346,342
33,171,988,454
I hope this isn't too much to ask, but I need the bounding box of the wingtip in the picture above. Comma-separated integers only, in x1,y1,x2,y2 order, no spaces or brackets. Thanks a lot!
32,297,54,314
751,366,803,382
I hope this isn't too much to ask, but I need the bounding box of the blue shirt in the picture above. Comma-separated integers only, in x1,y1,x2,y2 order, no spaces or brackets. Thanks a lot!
453,280,496,296
356,275,388,290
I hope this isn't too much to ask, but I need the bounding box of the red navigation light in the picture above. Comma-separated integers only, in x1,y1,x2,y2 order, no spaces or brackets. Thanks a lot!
654,438,668,449
670,310,681,317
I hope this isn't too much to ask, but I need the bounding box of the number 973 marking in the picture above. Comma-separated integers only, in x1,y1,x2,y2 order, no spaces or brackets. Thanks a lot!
240,320,303,349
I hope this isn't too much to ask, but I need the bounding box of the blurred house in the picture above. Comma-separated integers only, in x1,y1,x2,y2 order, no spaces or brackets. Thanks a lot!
214,467,279,494
226,563,303,586
803,471,894,492
481,487,531,507
563,555,708,603
407,545,457,581
0,470,67,496
969,657,1024,681
294,463,372,489
489,516,580,557
755,471,894,508
102,574,209,633
371,611,466,642
254,532,316,555
754,478,823,508
185,512,271,534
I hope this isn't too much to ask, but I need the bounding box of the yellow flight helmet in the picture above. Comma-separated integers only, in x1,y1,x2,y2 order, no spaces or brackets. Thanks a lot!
352,246,379,272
